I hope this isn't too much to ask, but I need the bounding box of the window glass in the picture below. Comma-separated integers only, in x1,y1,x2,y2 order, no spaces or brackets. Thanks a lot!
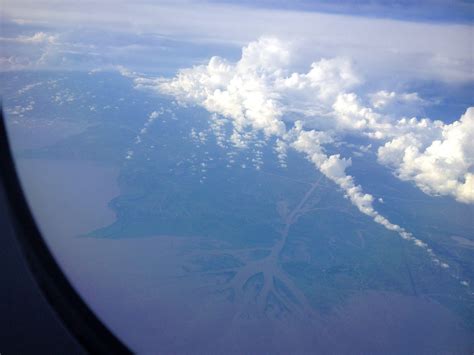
2,1,473,353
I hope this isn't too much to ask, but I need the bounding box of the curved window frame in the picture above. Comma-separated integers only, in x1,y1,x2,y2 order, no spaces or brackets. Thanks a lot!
0,108,131,354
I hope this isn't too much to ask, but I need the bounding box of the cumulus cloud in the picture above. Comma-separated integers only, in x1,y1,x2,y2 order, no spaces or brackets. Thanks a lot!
157,37,379,138
120,37,474,273
0,31,60,71
378,108,474,203
159,37,287,138
274,139,288,168
0,31,57,44
155,37,473,206
369,90,425,110
289,123,433,255
368,90,430,118
18,32,57,44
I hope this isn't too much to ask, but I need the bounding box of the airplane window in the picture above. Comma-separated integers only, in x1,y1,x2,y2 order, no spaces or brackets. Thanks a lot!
1,1,473,353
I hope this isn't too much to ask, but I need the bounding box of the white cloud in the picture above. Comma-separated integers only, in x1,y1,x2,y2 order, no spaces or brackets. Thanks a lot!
0,31,60,71
0,55,32,70
190,128,207,146
113,36,474,274
158,38,384,138
5,100,35,116
19,32,57,44
369,90,425,110
17,82,43,95
159,37,287,137
368,90,430,118
209,113,229,148
290,123,436,257
274,139,288,168
278,57,360,105
154,37,473,206
378,108,474,203
3,0,473,82
331,93,380,132
149,110,161,119
0,32,57,45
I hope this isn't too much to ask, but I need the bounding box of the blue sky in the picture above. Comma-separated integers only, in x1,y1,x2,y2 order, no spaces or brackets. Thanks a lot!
210,0,474,24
